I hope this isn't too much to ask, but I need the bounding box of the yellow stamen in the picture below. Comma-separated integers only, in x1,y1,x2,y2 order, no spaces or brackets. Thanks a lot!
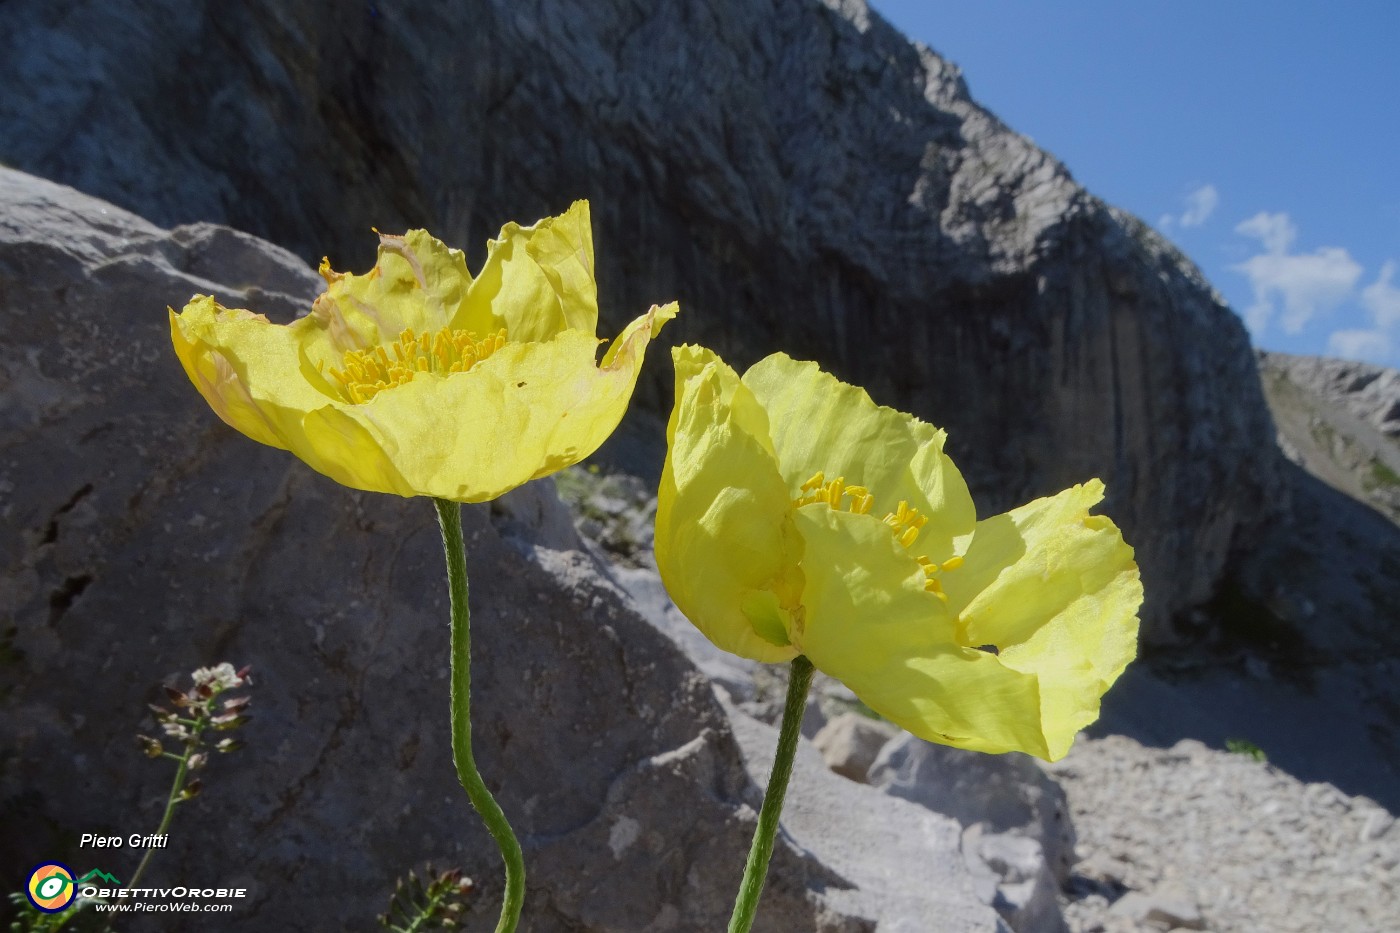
791,475,959,599
329,326,508,404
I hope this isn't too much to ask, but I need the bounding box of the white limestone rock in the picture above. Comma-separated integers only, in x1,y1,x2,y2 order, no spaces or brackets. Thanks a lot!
811,712,899,783
725,703,1012,933
870,734,1077,884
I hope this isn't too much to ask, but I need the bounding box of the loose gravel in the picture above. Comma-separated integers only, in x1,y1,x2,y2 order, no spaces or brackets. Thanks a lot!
1048,734,1400,933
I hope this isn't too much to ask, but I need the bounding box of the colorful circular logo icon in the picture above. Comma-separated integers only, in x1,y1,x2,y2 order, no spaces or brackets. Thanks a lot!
26,862,77,912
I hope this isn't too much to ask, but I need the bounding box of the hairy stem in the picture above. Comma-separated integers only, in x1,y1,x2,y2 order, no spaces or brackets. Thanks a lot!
433,499,525,933
728,655,815,933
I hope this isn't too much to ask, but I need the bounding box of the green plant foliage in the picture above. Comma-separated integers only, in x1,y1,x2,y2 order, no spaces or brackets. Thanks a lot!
378,866,474,933
1225,738,1267,762
1366,458,1400,490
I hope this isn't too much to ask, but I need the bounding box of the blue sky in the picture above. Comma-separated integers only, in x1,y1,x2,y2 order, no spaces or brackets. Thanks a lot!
870,1,1400,368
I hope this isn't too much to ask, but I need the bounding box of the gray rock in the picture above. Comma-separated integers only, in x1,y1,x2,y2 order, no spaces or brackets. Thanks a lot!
1360,808,1396,843
811,713,898,783
1257,350,1400,524
1261,350,1400,439
490,481,586,554
610,560,762,703
1108,886,1205,931
0,0,1288,642
1054,734,1400,933
725,704,1012,933
0,167,943,932
869,734,1077,884
963,825,1065,933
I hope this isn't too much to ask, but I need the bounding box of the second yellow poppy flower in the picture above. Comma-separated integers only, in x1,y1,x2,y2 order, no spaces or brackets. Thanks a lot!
656,346,1141,761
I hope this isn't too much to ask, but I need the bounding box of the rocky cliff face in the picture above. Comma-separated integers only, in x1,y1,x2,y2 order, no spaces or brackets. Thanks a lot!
1259,350,1400,524
0,0,1284,640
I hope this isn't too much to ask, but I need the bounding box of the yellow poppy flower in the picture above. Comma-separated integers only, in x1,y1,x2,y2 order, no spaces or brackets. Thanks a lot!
171,201,676,502
655,346,1141,761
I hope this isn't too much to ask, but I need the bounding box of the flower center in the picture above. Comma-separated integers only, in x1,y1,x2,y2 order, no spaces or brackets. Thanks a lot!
793,472,962,603
328,326,508,404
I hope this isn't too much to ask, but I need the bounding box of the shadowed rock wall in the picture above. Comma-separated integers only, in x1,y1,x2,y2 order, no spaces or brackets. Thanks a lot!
0,0,1282,637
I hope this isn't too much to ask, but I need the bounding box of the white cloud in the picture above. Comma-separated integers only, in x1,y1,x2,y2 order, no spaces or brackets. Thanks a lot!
1159,184,1219,232
1330,261,1400,366
1231,212,1363,335
1235,211,1296,255
1327,328,1392,364
1179,184,1219,228
1361,260,1400,329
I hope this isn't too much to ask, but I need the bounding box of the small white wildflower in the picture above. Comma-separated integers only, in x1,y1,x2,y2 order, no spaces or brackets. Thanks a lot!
191,663,240,690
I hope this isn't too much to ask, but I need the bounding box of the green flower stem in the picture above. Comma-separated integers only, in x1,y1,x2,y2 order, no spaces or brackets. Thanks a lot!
126,731,195,892
101,720,202,933
433,498,525,933
728,655,815,933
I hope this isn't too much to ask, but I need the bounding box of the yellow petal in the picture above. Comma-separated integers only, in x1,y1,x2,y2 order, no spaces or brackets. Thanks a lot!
655,345,802,663
791,506,1048,756
171,209,672,502
308,229,472,359
791,506,956,663
293,404,415,496
842,651,1050,757
315,309,666,502
742,354,975,563
459,200,599,343
170,297,329,449
533,301,676,484
949,480,1142,760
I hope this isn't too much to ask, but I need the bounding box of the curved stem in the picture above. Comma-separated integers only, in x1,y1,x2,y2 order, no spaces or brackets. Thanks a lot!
433,498,525,933
728,655,815,933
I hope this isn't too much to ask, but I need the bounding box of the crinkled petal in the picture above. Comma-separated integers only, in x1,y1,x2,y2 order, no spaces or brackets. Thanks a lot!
459,200,599,343
172,207,667,503
948,480,1141,760
317,304,673,501
843,651,1049,757
743,354,975,563
656,345,802,663
170,297,330,448
791,506,1048,756
306,229,473,359
538,301,675,483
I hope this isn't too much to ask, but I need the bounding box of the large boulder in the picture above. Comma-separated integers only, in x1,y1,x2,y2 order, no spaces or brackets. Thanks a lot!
725,706,1013,933
0,168,1006,931
868,735,1076,932
0,0,1286,640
